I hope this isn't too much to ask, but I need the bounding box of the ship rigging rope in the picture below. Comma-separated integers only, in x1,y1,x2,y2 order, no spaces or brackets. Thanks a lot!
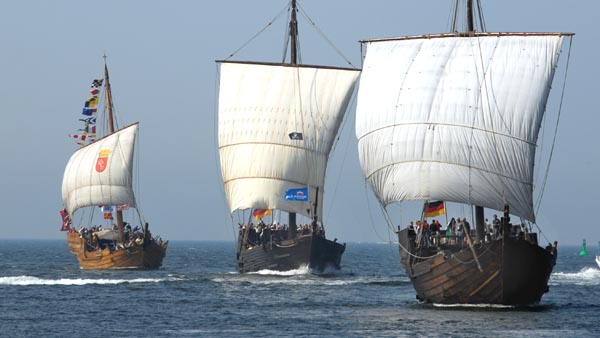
534,35,574,215
296,4,357,69
364,181,394,244
224,4,289,61
281,6,291,63
134,129,145,226
475,0,487,32
398,239,440,260
324,91,358,224
450,0,486,32
363,182,437,259
533,222,551,245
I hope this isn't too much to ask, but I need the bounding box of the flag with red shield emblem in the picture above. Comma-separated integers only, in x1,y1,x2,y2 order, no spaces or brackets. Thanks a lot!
59,208,70,231
95,149,112,172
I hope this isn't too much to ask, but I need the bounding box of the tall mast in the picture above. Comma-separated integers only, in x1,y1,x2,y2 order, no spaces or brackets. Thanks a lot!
287,0,299,235
289,0,298,65
103,56,116,134
466,0,474,32
103,56,125,243
311,187,319,233
464,0,485,240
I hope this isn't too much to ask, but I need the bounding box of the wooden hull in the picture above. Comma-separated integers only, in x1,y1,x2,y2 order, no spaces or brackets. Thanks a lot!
237,234,345,273
398,229,554,305
66,231,167,270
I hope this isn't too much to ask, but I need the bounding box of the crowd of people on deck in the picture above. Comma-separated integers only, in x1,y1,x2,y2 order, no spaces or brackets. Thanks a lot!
406,214,542,248
238,220,325,249
72,223,146,252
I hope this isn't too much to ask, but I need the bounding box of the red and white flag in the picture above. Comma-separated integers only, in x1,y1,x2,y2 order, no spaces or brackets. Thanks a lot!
59,208,70,231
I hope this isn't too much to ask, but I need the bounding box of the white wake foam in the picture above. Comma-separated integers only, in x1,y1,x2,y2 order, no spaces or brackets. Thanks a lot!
433,303,515,309
248,265,312,276
210,274,406,287
0,275,177,286
551,267,600,285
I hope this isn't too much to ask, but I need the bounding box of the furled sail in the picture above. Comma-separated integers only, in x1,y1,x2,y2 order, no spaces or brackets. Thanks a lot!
356,33,567,221
62,123,138,215
218,61,360,217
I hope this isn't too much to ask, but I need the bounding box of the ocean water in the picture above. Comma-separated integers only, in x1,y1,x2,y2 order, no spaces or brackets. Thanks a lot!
1,240,599,337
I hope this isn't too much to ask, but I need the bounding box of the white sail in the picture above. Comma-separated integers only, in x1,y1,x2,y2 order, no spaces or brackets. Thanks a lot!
62,123,138,215
218,61,360,217
356,33,566,221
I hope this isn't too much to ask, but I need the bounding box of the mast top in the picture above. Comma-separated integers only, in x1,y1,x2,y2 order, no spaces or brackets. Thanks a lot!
289,0,299,65
103,55,116,134
451,0,485,33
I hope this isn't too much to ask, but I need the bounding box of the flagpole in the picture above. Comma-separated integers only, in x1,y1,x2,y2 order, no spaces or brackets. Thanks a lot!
444,201,448,228
417,200,428,247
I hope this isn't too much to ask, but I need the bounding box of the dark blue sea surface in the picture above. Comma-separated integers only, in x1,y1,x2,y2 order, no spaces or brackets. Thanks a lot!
1,240,599,337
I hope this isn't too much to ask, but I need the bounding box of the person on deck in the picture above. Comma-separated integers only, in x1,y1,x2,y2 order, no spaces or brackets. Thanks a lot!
447,217,456,229
432,220,442,246
456,219,463,240
429,220,437,233
492,214,501,238
463,218,471,241
484,218,492,234
423,220,431,246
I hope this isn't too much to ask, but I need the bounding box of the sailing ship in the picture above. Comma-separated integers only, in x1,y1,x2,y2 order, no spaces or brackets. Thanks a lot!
61,60,167,269
356,0,573,305
596,242,600,269
216,0,360,273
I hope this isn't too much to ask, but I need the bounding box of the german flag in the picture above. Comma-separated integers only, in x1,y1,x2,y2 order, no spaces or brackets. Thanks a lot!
253,209,272,220
424,201,445,217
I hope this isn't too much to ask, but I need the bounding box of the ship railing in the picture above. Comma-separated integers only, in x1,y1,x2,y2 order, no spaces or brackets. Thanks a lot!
239,226,318,249
414,229,540,250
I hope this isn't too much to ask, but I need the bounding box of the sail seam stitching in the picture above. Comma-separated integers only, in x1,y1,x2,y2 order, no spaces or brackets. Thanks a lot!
357,122,535,146
219,142,328,156
364,160,532,187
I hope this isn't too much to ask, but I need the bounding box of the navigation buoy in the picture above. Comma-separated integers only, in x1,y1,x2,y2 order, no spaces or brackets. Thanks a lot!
579,239,588,256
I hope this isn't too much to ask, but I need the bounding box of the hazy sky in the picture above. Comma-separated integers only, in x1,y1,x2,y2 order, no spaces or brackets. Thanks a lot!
1,0,597,246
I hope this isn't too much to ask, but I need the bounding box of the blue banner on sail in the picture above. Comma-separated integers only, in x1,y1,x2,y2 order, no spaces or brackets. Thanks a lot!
285,187,308,201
